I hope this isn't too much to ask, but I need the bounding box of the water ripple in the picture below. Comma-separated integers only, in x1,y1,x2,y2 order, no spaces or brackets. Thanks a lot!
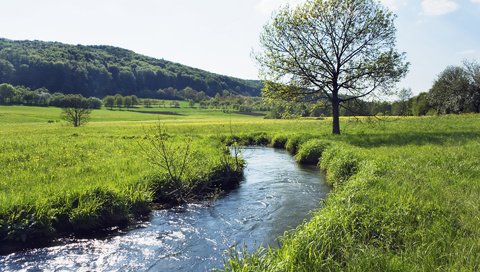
0,147,330,272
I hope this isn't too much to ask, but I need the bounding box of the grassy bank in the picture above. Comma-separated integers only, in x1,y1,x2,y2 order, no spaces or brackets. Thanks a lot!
0,106,248,252
1,106,479,270
223,115,480,271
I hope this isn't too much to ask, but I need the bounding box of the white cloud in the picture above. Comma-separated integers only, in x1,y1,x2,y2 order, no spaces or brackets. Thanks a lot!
456,49,476,55
255,0,305,15
421,0,459,16
472,0,480,3
380,0,407,11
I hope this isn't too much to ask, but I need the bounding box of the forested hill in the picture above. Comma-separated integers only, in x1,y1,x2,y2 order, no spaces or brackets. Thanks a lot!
0,38,262,98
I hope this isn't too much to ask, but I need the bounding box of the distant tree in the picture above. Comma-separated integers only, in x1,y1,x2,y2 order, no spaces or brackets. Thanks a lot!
103,95,115,110
50,92,66,107
199,100,208,109
188,100,195,108
0,59,15,80
0,83,16,105
124,96,133,108
195,91,207,102
114,94,124,109
256,0,408,134
87,97,103,109
61,94,92,127
395,88,413,116
428,66,470,114
182,87,197,100
222,90,231,97
37,92,52,106
163,87,177,99
463,60,480,112
410,92,430,116
131,95,139,106
143,98,152,108
170,101,180,108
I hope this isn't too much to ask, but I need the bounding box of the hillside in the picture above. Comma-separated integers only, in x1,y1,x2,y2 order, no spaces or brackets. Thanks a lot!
0,38,262,98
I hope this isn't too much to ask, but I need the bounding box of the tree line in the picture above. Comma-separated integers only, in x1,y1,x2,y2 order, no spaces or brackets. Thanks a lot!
267,60,480,118
0,81,271,114
0,83,102,109
0,38,262,99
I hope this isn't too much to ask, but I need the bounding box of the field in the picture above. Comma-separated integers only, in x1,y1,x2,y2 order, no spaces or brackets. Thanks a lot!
1,105,479,270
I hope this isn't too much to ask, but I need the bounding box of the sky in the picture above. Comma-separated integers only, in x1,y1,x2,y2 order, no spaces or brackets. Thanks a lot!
0,0,479,95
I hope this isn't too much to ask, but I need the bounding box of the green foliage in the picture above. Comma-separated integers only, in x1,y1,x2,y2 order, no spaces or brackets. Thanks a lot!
61,94,92,127
270,134,289,148
1,106,480,270
0,38,262,98
427,62,480,114
428,65,471,114
0,114,248,248
103,95,115,109
0,83,16,105
294,139,331,165
256,0,408,134
410,92,431,116
223,116,480,271
319,144,361,186
285,134,313,154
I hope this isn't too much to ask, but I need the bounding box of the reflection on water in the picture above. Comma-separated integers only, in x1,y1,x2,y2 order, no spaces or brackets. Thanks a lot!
0,147,330,271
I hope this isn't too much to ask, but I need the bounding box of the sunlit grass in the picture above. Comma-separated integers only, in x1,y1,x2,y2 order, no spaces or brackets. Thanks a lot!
222,115,480,271
1,105,479,269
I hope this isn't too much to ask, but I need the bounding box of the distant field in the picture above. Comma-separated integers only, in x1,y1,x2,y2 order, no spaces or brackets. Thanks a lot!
0,105,264,124
1,105,479,270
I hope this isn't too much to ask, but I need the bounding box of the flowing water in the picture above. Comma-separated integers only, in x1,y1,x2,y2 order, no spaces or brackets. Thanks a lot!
0,147,330,271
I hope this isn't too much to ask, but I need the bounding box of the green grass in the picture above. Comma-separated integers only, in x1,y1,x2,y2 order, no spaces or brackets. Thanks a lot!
223,115,480,271
0,105,264,125
0,105,251,247
1,105,479,270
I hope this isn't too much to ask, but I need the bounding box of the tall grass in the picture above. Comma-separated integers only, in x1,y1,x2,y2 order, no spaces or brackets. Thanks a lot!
0,118,244,250
222,115,480,271
1,106,480,270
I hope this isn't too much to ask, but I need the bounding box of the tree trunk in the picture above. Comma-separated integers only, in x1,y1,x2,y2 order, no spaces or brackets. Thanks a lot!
332,94,341,135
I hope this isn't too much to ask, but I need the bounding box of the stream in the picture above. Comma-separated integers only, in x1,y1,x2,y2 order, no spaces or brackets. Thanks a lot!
0,147,330,271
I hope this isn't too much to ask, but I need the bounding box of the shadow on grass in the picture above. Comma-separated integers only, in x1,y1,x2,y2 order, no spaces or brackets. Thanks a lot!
340,131,480,148
234,112,267,117
127,110,185,116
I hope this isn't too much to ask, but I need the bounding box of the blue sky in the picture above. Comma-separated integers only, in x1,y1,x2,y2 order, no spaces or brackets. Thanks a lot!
0,0,479,95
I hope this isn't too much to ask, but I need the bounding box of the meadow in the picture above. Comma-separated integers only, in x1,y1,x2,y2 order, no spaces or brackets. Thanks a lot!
1,105,479,270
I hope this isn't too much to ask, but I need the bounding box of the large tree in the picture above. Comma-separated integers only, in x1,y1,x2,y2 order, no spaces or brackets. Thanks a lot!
428,62,480,114
428,66,471,114
464,60,480,113
256,0,409,134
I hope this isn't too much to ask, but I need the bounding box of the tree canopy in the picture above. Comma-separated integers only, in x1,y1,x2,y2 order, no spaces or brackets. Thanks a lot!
257,0,408,134
428,61,480,114
0,38,262,98
61,95,92,127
